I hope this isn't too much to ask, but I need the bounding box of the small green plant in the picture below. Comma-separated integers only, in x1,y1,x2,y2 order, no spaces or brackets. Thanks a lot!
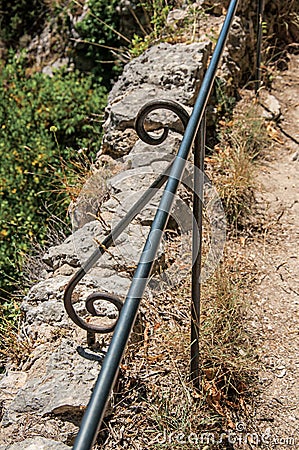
142,0,172,38
214,77,236,118
129,0,180,57
0,299,33,370
73,0,124,81
130,33,153,58
0,0,47,46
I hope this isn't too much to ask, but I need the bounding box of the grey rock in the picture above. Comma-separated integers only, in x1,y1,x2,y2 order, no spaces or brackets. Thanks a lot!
0,372,28,412
106,86,189,134
109,42,211,105
124,131,183,168
0,437,71,450
225,17,247,62
23,275,69,304
87,269,131,298
103,130,194,230
166,9,188,25
2,340,103,426
104,41,211,140
218,16,247,91
109,165,154,191
42,238,79,270
22,297,66,326
125,150,172,169
262,93,282,120
43,221,104,270
101,128,138,158
21,274,71,332
54,264,76,277
106,168,193,232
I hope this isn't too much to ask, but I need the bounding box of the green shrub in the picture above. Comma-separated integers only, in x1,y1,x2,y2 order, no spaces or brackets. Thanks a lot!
74,0,123,81
0,51,107,298
0,0,47,46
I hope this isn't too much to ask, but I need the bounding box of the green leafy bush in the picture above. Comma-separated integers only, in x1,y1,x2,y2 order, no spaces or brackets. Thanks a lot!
0,51,107,298
74,0,122,81
0,0,47,46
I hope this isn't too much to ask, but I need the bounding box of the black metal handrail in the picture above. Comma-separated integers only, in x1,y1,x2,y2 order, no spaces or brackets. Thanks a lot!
61,0,267,447
256,0,265,95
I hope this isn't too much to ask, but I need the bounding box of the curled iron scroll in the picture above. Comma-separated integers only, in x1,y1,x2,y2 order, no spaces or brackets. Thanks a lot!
63,100,191,339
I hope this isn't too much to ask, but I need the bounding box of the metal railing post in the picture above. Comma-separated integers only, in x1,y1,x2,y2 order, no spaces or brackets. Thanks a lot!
255,0,265,95
190,110,206,389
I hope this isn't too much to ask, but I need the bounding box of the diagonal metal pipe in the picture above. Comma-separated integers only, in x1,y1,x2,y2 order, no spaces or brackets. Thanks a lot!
70,1,239,448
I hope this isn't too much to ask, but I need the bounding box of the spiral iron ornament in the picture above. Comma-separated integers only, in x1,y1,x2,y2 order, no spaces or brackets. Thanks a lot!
64,100,192,343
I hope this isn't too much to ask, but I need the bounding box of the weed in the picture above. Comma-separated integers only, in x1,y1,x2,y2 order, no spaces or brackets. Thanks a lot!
261,0,299,73
207,98,271,227
0,0,48,46
214,77,237,118
0,300,33,370
141,0,172,38
129,1,209,57
73,0,125,81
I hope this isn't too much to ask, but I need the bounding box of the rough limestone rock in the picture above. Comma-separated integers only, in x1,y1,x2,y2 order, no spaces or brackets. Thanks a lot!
0,437,71,450
220,16,247,91
103,41,211,148
42,221,103,270
2,340,104,426
41,217,152,279
261,92,282,120
101,129,194,231
0,372,28,414
108,42,211,106
21,259,129,340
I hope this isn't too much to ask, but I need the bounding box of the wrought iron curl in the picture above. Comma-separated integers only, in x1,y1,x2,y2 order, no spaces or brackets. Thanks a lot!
85,292,123,333
64,100,191,340
135,99,190,144
64,270,123,335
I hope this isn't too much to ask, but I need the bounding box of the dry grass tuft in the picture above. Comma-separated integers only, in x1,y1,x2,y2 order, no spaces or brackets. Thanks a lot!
207,97,272,227
0,307,33,370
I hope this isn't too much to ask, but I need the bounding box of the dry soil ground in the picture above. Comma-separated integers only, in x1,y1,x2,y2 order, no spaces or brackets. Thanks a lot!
242,54,299,449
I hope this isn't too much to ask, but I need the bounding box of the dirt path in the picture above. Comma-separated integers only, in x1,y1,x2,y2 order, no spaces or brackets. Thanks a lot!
244,54,299,448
